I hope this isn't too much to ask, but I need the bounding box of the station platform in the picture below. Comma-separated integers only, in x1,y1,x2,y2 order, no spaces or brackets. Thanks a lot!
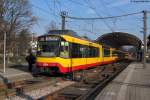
95,62,150,100
0,64,33,85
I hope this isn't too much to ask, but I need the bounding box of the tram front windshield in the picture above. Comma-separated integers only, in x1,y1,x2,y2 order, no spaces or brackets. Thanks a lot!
37,40,60,57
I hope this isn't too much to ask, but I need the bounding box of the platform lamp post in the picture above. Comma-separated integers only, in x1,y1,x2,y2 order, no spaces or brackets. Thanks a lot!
143,10,147,68
3,31,6,73
1,22,7,73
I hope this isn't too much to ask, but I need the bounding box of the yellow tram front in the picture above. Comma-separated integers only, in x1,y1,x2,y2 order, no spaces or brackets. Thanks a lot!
36,34,71,74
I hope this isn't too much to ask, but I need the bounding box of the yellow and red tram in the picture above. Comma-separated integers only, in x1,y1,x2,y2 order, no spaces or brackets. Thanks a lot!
36,30,124,74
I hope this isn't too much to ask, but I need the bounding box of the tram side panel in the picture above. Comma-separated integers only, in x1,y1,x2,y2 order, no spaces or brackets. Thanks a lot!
70,43,102,71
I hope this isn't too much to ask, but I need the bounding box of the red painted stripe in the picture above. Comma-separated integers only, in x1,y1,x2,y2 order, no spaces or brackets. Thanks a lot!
36,62,67,73
36,60,116,73
102,60,115,65
72,62,102,71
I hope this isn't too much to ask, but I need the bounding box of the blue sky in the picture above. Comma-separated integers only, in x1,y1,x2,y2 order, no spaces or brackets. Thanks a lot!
29,0,150,40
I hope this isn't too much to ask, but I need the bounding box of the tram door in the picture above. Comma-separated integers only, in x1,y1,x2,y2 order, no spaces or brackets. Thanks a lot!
60,41,71,72
71,43,87,70
103,47,111,64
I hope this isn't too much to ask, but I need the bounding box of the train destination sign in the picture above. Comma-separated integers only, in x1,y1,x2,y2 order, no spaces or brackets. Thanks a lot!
46,36,59,41
39,36,60,41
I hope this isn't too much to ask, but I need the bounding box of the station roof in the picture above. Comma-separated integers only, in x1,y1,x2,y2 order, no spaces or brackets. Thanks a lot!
95,32,142,49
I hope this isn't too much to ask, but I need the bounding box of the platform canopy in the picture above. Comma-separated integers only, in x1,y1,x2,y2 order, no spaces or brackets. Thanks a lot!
95,32,142,49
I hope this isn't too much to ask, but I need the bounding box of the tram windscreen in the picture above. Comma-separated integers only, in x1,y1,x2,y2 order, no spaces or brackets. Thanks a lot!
37,36,60,57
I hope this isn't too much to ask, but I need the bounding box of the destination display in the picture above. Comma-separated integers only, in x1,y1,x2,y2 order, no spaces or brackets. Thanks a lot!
39,36,60,41
46,36,59,41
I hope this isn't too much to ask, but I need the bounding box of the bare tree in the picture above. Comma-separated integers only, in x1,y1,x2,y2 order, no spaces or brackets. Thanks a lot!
17,29,31,56
0,18,6,53
0,0,36,55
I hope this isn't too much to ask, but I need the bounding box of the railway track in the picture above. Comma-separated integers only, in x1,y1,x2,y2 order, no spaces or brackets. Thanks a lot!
1,74,74,100
1,60,131,100
48,60,131,100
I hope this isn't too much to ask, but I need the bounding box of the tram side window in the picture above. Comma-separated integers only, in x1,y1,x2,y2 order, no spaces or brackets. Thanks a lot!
112,51,118,56
95,47,99,57
103,48,110,57
89,47,99,57
80,46,87,57
71,43,78,58
71,43,83,58
71,43,99,58
60,41,69,58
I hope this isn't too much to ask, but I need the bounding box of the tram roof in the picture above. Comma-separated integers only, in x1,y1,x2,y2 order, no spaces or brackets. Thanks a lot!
44,30,93,42
48,30,80,38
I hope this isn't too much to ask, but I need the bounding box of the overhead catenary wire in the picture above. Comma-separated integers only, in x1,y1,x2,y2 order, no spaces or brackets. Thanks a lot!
68,0,111,16
66,10,142,32
31,3,58,26
55,0,62,13
43,0,59,21
31,0,149,38
147,11,150,14
67,0,113,31
99,0,130,31
31,4,50,14
84,0,114,32
67,0,144,32
31,3,59,18
85,0,112,17
66,11,142,20
100,0,127,14
69,0,87,7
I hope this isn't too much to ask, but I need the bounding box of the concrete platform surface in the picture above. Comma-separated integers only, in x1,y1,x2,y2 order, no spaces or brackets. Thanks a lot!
0,65,33,84
95,62,150,100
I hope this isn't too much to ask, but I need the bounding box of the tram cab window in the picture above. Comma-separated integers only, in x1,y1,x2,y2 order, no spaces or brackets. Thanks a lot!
60,41,69,58
37,41,60,57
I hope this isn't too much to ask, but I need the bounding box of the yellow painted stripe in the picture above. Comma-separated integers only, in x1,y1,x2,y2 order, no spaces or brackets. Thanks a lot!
61,35,100,47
